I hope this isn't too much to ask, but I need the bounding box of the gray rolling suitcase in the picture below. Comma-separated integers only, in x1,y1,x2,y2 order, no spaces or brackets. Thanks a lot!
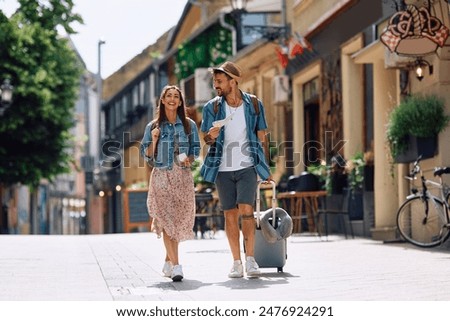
253,180,290,273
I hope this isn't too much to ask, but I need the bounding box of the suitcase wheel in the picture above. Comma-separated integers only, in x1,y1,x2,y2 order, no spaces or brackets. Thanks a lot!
277,267,283,273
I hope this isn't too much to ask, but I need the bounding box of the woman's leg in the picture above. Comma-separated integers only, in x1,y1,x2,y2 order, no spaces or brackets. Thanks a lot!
163,230,179,265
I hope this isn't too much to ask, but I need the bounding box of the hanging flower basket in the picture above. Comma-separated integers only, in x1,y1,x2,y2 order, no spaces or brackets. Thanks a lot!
386,94,449,163
394,135,437,164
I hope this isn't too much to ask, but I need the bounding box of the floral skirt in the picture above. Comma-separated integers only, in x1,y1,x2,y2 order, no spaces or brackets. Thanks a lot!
147,165,195,242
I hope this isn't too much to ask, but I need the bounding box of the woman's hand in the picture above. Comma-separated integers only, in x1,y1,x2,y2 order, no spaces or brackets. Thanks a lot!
151,126,160,142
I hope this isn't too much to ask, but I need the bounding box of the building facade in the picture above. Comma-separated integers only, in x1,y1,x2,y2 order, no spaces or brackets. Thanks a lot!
99,0,450,241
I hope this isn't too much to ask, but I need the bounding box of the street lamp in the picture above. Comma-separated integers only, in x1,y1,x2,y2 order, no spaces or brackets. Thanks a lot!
229,0,288,42
0,79,14,116
414,58,433,81
230,0,247,12
98,38,106,78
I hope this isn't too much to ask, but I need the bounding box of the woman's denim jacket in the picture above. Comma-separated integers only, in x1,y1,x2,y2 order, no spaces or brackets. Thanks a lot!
140,116,200,170
200,92,271,183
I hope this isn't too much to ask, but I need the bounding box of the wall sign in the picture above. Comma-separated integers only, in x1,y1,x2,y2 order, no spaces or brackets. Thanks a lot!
381,0,449,56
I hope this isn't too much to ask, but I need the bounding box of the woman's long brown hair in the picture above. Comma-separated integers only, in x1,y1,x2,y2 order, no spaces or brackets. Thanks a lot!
155,85,190,134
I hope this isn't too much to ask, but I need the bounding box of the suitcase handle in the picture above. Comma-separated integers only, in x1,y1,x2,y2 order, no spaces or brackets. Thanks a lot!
255,179,277,228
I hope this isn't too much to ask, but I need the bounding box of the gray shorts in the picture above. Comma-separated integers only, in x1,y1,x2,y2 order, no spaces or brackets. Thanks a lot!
215,167,257,210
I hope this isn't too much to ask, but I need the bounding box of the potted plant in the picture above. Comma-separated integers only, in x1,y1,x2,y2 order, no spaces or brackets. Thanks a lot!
346,152,365,191
386,94,449,163
306,162,329,193
363,150,374,191
306,155,348,195
345,152,366,221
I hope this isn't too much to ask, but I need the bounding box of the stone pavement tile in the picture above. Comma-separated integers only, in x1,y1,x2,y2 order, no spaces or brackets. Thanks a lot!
0,235,111,300
2,232,450,301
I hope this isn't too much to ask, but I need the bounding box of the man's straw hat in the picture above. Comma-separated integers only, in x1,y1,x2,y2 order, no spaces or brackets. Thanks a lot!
209,61,242,82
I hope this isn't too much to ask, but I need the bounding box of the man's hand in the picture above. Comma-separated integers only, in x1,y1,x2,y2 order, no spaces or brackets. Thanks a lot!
208,126,220,139
262,176,275,184
204,126,221,145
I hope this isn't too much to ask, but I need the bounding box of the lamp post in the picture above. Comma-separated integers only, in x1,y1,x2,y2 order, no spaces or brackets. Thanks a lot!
97,38,106,157
229,0,288,43
229,0,247,50
0,78,13,233
0,79,14,116
96,38,106,233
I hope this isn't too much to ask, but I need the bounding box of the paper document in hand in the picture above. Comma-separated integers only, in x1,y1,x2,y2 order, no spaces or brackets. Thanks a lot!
212,113,233,128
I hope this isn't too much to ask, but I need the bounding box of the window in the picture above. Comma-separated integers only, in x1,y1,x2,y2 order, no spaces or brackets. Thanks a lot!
132,86,139,107
139,80,146,106
303,77,318,104
116,100,122,127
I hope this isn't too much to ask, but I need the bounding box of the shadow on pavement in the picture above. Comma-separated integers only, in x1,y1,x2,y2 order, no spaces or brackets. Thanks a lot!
148,279,214,291
217,274,294,290
147,272,299,292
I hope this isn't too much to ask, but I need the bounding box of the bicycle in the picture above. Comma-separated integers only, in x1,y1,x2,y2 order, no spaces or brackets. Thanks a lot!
396,155,450,247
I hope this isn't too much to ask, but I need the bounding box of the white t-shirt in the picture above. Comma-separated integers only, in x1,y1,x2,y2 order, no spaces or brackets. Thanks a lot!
218,101,254,172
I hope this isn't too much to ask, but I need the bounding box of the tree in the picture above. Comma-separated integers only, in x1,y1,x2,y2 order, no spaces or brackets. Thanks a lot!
0,0,83,187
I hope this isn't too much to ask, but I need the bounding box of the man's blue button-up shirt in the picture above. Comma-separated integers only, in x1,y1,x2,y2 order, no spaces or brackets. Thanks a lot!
200,92,271,183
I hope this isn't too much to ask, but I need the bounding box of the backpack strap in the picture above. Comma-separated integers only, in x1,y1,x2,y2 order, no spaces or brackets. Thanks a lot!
213,94,260,114
213,96,220,114
249,94,260,115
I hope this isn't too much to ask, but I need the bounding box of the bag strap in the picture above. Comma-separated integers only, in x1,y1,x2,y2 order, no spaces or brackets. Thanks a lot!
207,94,261,146
213,94,260,115
150,119,193,158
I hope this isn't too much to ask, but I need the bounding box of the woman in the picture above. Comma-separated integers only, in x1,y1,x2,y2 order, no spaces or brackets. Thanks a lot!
140,85,200,282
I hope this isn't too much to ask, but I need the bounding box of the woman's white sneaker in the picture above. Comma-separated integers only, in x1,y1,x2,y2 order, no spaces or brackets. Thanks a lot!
162,261,173,278
171,265,184,282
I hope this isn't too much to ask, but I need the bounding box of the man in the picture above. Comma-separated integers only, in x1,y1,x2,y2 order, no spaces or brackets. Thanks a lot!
200,61,272,278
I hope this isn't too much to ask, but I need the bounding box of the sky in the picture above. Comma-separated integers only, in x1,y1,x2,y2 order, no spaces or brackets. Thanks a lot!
1,0,188,78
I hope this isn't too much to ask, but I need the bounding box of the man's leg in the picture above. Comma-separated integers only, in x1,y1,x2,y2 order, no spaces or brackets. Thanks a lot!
234,167,260,277
240,204,260,277
224,208,244,278
239,204,255,256
224,208,240,261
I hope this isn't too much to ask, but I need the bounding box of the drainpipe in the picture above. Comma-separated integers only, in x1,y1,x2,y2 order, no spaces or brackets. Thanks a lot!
219,12,237,56
189,0,208,24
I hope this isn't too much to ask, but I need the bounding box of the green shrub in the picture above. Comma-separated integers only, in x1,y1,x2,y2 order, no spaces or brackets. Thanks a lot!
386,94,449,159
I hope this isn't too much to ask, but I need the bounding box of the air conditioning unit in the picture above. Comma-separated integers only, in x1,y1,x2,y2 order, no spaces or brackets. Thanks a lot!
180,75,194,106
194,68,214,105
272,75,289,104
180,68,214,107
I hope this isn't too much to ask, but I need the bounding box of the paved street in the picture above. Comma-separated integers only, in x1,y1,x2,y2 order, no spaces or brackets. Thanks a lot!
1,231,450,302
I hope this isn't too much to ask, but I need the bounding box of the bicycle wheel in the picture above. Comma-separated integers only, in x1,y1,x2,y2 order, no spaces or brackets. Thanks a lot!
397,195,450,247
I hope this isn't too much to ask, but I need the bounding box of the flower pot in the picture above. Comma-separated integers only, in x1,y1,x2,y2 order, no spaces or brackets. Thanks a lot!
348,189,363,221
394,135,437,164
330,172,347,195
363,165,374,191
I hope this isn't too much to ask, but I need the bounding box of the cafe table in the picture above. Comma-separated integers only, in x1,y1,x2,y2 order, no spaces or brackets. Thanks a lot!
277,190,327,234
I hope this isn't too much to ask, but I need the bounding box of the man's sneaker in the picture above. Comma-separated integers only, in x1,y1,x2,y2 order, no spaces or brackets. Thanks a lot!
228,260,244,278
245,256,261,278
171,265,184,282
162,261,173,278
